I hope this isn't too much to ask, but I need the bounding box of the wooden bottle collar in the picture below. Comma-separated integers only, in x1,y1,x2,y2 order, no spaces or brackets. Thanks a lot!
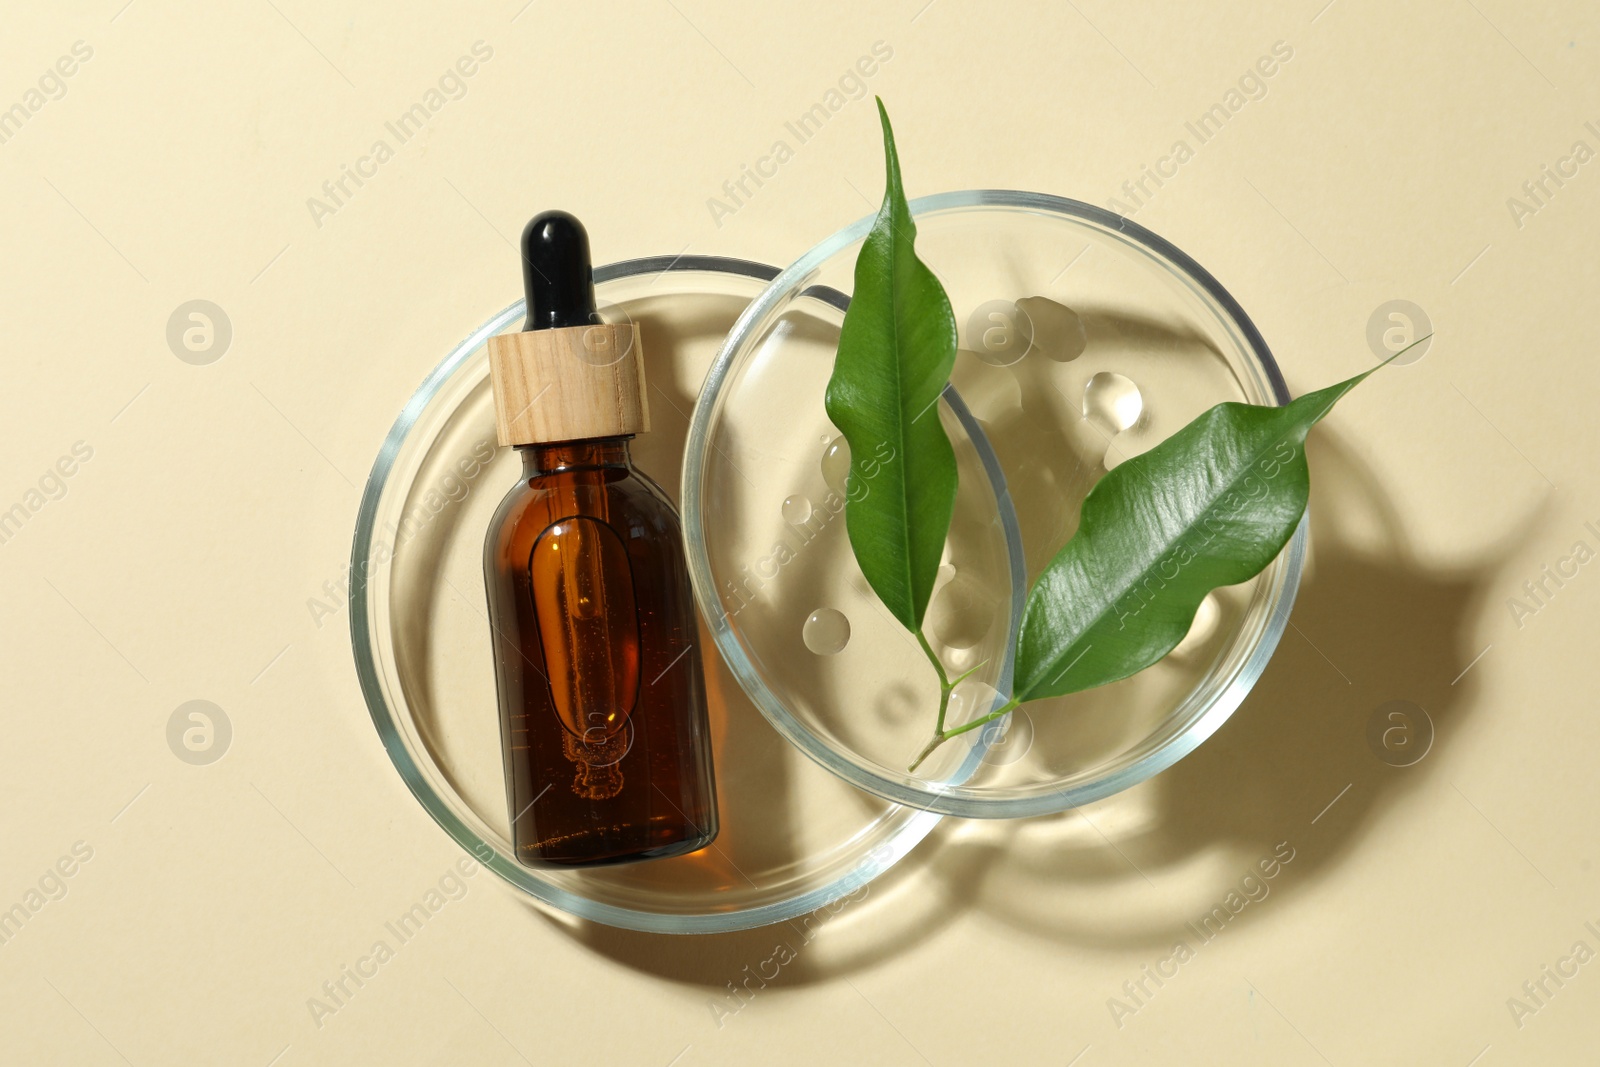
487,322,650,446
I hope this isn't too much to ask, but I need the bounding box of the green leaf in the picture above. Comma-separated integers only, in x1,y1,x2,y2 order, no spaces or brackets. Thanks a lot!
1012,366,1378,703
824,99,958,631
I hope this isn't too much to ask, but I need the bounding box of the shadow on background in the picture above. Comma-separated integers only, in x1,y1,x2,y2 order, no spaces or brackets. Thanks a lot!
542,424,1525,989
908,428,1528,949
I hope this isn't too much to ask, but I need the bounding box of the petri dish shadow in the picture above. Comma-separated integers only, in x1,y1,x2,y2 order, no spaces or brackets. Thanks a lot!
536,830,959,995
519,293,1514,976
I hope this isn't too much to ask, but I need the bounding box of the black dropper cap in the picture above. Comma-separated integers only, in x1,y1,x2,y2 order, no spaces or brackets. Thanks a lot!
521,210,601,332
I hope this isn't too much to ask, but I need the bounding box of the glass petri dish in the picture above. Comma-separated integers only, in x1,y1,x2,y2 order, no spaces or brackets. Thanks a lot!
682,190,1308,819
351,256,1000,933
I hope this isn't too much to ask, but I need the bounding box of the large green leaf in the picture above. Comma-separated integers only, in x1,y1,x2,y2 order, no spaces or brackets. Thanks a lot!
1012,368,1374,703
824,99,958,631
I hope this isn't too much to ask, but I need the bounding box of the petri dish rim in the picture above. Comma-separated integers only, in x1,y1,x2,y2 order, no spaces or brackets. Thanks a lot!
681,189,1309,820
348,255,942,934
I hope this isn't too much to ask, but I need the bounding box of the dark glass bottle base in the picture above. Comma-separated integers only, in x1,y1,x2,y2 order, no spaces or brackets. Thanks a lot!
522,819,717,868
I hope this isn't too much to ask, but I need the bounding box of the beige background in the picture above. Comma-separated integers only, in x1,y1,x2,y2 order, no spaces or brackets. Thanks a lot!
3,0,1597,1063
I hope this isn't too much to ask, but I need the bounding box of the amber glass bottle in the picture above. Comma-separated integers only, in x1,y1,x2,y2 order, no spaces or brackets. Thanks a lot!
482,211,717,867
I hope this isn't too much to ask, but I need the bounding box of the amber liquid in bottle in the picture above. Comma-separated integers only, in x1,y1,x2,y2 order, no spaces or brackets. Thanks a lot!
483,437,718,867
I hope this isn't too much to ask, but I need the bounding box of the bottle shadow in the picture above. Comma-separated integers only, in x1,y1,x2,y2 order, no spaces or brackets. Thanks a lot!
629,295,813,884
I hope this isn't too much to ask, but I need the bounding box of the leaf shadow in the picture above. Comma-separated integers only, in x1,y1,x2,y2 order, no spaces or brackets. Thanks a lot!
900,428,1534,949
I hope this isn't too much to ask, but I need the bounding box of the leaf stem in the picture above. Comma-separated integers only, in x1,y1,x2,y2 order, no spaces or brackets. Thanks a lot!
908,631,1012,773
915,629,952,733
940,697,1021,740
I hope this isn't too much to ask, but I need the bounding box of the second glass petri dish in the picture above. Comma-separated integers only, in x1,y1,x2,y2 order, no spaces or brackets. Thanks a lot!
682,190,1307,819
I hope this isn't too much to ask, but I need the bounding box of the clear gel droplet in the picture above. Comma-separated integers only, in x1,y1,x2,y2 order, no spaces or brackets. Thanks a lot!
781,494,812,525
821,435,851,496
802,608,851,655
1083,372,1143,433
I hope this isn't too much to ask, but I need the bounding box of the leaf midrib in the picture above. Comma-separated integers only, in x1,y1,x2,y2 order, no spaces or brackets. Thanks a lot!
885,211,916,621
1018,410,1304,699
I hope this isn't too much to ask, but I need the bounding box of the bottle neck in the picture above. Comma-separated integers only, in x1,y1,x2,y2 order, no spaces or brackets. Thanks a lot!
518,436,633,476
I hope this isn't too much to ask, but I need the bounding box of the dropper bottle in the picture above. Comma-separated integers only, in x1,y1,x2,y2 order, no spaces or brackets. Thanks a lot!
482,211,719,867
